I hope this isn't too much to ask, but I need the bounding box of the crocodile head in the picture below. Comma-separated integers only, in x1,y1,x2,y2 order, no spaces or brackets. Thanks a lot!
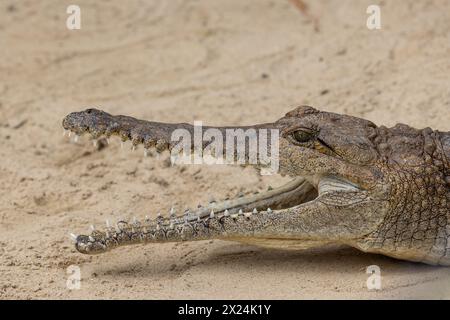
62,106,449,265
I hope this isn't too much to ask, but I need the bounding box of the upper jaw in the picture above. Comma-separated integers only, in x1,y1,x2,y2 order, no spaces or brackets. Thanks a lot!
63,109,279,159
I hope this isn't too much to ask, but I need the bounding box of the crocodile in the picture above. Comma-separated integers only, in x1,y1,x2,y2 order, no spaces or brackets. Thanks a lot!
62,106,450,266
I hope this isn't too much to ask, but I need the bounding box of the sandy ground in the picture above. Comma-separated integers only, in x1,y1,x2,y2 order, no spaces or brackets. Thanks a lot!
1,0,450,299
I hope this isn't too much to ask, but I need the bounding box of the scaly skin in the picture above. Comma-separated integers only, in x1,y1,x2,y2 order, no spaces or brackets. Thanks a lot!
62,106,450,266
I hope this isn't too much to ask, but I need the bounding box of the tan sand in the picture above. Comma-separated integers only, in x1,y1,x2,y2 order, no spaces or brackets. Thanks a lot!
1,0,450,299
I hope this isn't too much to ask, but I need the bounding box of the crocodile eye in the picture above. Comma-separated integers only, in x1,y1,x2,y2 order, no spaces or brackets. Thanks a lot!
292,129,314,143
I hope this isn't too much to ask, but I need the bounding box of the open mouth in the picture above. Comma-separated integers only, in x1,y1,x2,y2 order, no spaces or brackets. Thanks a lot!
63,109,362,255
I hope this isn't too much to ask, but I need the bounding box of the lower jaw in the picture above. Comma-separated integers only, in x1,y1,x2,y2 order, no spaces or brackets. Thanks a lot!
73,176,319,254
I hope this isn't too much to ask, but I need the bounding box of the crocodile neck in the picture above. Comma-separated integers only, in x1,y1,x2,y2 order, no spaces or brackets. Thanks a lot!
365,127,450,264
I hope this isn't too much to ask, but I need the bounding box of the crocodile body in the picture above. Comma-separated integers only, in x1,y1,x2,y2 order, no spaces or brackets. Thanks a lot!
62,106,450,266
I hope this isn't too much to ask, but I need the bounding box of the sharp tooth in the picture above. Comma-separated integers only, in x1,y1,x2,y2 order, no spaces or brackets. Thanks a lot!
74,135,79,143
90,225,95,231
156,224,161,231
267,208,272,213
106,138,110,145
210,210,215,218
169,222,174,229
88,236,95,242
170,156,177,166
224,209,230,216
132,145,136,152
253,208,258,214
106,220,110,228
238,209,243,215
69,233,78,242
144,149,148,157
93,140,97,147
197,215,201,222
170,207,175,215
68,131,72,138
